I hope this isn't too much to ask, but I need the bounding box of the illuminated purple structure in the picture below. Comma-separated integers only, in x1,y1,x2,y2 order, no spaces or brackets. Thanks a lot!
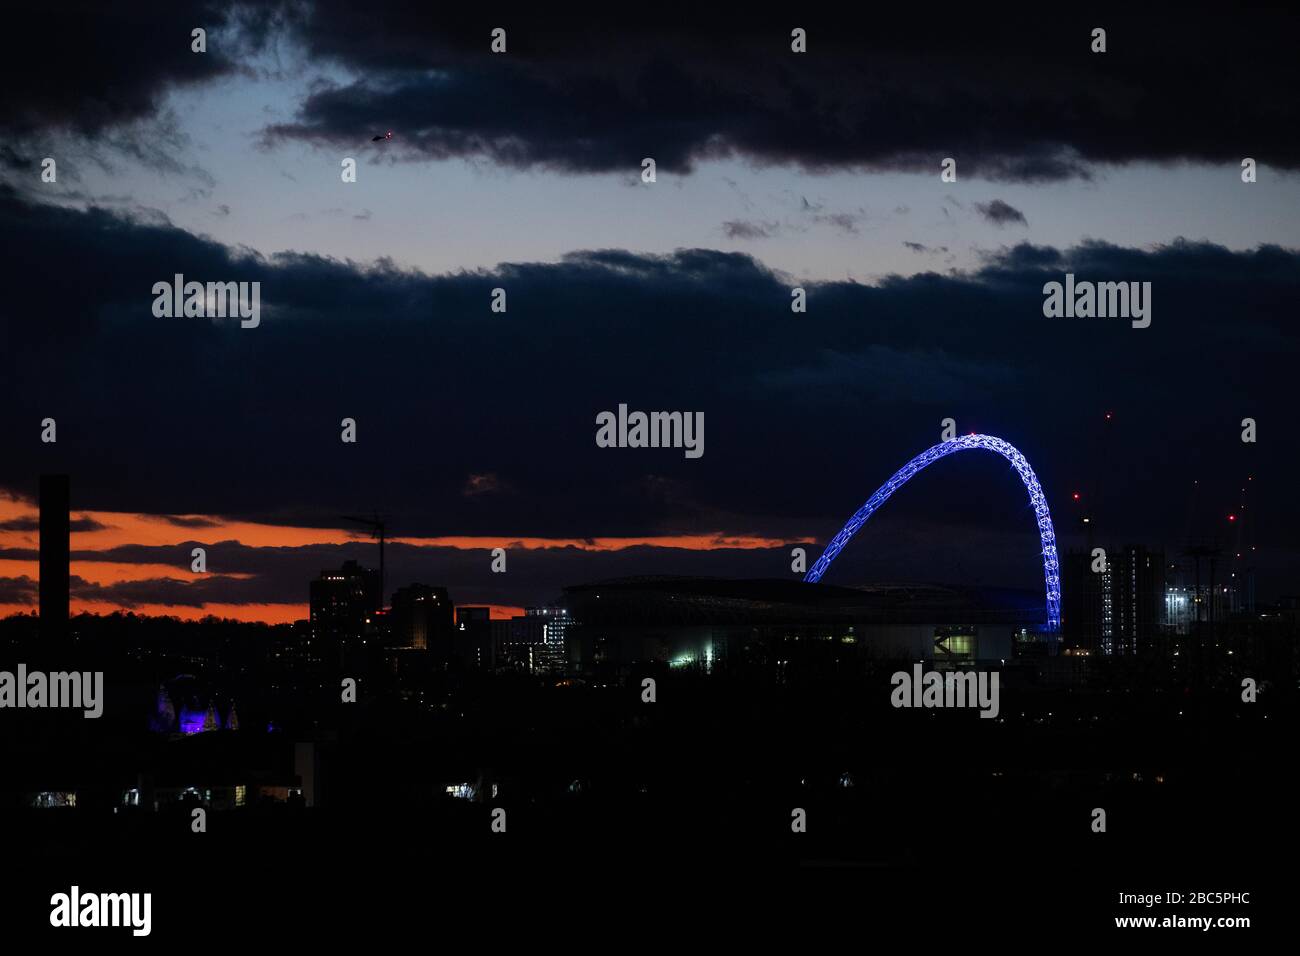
152,676,237,734
805,433,1062,631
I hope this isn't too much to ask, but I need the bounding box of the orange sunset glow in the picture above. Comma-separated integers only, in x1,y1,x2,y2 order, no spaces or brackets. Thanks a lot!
0,493,810,623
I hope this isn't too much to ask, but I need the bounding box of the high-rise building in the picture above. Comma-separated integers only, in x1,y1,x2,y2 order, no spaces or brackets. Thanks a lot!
489,608,573,674
527,606,572,672
455,606,494,669
1164,586,1195,634
39,474,70,643
1063,545,1165,655
309,560,381,643
390,584,454,654
496,615,546,671
1109,546,1165,654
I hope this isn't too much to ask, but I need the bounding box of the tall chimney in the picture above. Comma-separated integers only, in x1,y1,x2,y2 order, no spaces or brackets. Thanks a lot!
39,474,70,642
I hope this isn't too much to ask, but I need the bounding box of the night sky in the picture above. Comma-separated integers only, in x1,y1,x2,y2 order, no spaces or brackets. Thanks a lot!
2,4,1297,621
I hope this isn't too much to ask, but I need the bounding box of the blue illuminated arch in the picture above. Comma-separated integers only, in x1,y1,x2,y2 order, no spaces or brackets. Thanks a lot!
804,434,1061,631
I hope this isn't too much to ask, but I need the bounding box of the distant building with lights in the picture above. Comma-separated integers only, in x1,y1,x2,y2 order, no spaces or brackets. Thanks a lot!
149,675,238,735
562,577,1035,675
493,607,572,674
1062,545,1165,655
390,584,454,654
455,606,494,669
310,560,381,643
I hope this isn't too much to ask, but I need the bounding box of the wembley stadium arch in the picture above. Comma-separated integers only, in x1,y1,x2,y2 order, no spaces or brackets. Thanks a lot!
803,434,1062,631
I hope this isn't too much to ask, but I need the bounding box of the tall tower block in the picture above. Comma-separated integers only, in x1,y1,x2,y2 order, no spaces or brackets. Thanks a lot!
39,474,70,641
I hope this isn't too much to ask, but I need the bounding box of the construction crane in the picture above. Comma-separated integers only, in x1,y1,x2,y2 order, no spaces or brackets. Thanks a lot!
340,513,387,609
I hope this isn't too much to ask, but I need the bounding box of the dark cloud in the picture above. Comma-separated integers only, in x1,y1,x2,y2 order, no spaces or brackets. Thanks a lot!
722,220,778,240
812,211,865,234
903,242,949,255
257,6,1300,180
0,515,103,532
69,572,275,610
56,538,823,610
145,514,224,529
975,200,1029,228
8,7,1297,182
757,346,1015,404
0,147,35,172
0,2,275,140
463,473,513,498
0,577,37,605
1,187,1298,603
987,243,1063,269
